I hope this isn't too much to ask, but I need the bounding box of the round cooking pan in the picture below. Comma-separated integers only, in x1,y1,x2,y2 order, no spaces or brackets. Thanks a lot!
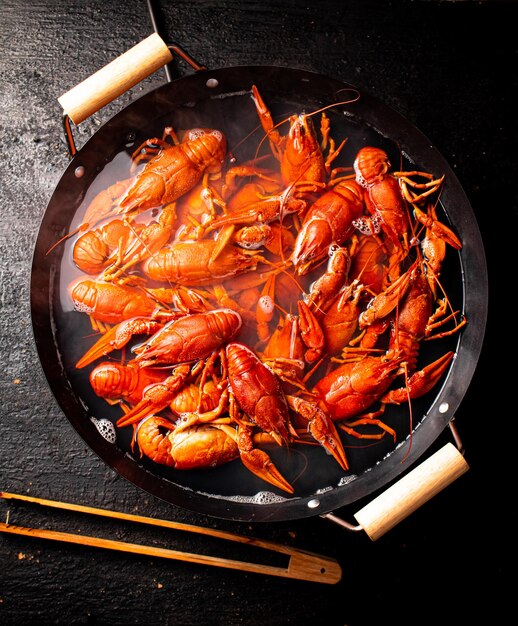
31,34,487,538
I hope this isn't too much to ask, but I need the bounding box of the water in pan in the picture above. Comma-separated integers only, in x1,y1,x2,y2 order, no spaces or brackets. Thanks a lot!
50,87,465,503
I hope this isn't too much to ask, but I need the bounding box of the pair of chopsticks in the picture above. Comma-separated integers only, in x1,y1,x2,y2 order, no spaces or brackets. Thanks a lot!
0,491,341,584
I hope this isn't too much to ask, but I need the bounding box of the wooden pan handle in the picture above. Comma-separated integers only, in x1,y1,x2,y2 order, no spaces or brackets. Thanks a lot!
58,33,173,125
354,443,469,541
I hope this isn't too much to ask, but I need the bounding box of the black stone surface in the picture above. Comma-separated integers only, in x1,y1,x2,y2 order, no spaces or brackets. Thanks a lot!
0,1,514,624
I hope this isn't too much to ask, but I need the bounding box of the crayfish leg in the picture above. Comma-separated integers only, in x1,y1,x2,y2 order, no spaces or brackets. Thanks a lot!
130,126,180,169
338,411,396,443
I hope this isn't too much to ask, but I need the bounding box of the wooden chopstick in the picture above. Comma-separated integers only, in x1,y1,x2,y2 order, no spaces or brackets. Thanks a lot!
0,491,341,584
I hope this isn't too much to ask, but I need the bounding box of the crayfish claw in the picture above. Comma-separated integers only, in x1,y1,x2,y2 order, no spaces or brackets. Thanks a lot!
240,448,294,495
76,317,164,369
232,423,294,493
297,300,325,363
116,365,192,428
116,400,158,428
414,206,462,250
381,351,455,405
287,395,349,471
307,415,349,471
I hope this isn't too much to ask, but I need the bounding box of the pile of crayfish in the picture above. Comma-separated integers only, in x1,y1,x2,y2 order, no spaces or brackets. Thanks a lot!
60,85,466,495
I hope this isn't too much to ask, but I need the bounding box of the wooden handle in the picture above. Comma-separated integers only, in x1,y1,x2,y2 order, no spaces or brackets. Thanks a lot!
58,33,173,125
354,443,469,541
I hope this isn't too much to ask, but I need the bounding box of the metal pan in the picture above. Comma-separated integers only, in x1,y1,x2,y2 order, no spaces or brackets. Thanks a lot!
30,35,487,536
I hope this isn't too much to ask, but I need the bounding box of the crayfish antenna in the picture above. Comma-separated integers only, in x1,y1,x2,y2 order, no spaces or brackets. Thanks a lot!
46,225,84,255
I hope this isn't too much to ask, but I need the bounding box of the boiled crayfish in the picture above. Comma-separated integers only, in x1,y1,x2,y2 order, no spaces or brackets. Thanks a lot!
56,95,466,495
119,128,227,213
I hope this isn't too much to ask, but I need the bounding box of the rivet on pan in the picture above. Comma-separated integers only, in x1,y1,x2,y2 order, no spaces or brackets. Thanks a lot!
439,402,449,414
307,499,320,509
74,166,85,178
206,78,219,88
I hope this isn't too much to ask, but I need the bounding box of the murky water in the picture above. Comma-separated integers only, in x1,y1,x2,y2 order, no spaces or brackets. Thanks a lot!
43,82,464,506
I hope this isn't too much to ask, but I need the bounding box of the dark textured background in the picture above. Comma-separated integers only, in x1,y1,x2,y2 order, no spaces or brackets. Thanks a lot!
0,1,514,624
